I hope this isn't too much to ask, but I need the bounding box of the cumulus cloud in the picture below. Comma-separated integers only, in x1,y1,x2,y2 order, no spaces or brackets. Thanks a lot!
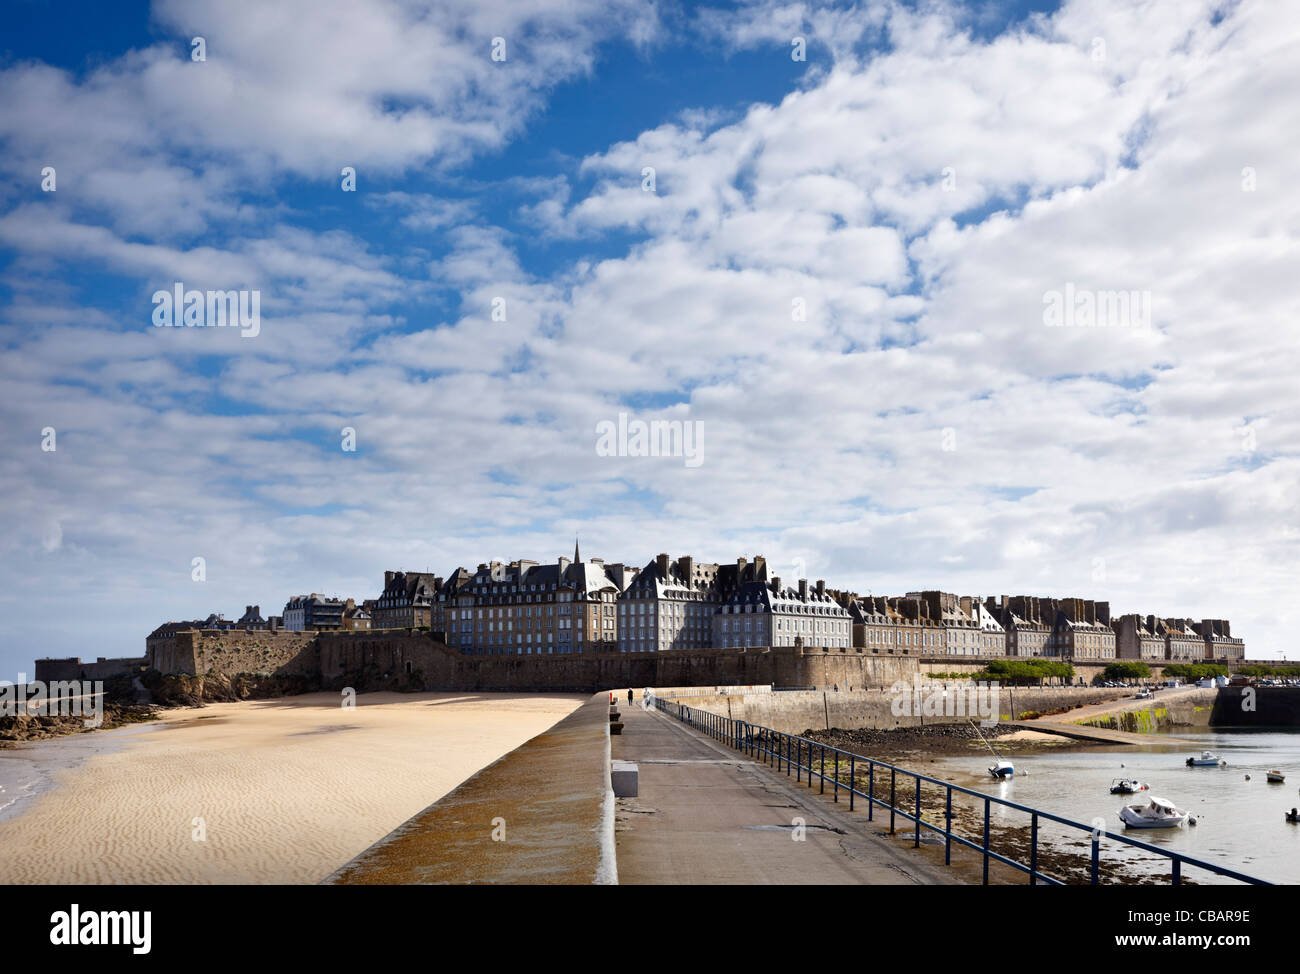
1,0,1296,671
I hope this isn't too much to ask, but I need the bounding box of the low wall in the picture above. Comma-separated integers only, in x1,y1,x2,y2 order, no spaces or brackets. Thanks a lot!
661,685,1137,735
140,627,1283,694
33,656,149,682
326,692,615,885
1211,686,1300,726
150,629,318,676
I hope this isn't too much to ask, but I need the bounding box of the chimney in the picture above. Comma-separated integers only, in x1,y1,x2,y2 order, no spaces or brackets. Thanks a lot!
959,596,972,616
753,555,766,578
771,575,782,594
677,555,693,583
657,552,670,579
798,579,809,601
253,605,259,616
736,556,747,577
816,579,825,598
385,571,395,586
245,605,252,615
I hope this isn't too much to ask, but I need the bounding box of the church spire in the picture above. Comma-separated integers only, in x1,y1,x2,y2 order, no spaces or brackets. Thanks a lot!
574,537,581,563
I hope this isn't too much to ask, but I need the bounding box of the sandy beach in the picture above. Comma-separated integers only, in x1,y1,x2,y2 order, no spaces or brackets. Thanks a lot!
0,691,585,884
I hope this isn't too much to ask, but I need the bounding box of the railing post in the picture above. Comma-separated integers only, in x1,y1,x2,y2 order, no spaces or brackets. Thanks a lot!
1030,812,1038,886
796,739,802,783
982,798,990,886
1091,835,1100,886
945,786,953,865
1172,859,1181,886
890,767,896,834
866,762,873,820
914,774,921,848
820,745,825,795
849,755,856,812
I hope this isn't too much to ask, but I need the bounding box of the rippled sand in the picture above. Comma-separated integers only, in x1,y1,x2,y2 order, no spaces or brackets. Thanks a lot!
0,691,585,884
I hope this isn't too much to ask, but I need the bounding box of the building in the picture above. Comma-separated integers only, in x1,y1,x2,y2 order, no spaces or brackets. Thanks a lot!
715,574,851,650
1047,598,1115,660
342,599,371,630
371,571,441,630
1112,613,1165,661
236,605,268,630
447,544,624,655
1195,619,1245,661
964,596,1006,655
999,596,1054,657
617,552,724,653
282,594,346,631
1153,617,1203,661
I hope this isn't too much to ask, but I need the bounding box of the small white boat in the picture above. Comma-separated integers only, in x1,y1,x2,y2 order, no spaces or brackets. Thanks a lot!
989,759,1015,780
1186,750,1224,767
1267,770,1286,784
1110,778,1149,795
1119,796,1191,829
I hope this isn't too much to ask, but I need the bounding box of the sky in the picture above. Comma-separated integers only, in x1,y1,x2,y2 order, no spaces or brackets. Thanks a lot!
0,0,1296,674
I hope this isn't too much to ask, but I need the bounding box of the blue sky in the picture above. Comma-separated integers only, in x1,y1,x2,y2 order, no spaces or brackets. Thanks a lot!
1,0,1297,674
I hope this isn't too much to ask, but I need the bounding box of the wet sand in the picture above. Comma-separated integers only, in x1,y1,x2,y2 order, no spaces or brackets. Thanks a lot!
0,691,585,884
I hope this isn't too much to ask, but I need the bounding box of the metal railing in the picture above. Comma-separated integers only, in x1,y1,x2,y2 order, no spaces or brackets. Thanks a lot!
654,698,1270,887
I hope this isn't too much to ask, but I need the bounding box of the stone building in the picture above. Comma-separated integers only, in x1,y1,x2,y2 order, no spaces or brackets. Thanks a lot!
1047,598,1115,660
1153,617,1203,661
371,571,440,630
1112,613,1165,661
342,599,371,630
447,545,624,655
999,596,1054,657
715,574,851,650
617,552,729,653
964,596,1006,655
1195,619,1245,661
236,605,268,630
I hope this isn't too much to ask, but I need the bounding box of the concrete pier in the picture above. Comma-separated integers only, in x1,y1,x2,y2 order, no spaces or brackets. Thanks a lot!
612,697,961,885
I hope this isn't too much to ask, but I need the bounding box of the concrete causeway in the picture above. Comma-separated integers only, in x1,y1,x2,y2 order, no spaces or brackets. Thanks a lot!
612,696,961,885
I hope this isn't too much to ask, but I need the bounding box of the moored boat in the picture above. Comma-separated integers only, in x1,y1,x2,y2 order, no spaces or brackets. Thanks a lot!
1186,750,1224,767
1110,778,1150,795
1119,796,1190,829
1267,770,1286,784
989,759,1015,780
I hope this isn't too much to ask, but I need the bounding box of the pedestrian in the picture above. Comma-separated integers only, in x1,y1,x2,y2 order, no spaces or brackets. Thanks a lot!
627,688,633,704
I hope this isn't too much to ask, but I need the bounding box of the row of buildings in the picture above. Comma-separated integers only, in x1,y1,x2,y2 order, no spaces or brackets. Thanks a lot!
147,547,1246,663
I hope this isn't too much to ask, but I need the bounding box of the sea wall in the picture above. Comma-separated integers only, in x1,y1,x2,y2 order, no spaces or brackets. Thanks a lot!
135,627,1287,697
659,685,1136,735
326,692,615,885
32,656,149,682
1211,686,1300,726
149,629,317,676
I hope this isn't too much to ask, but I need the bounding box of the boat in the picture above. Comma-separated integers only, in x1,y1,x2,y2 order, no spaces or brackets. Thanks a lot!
1119,796,1191,829
968,719,1014,779
1286,809,1299,824
1186,750,1224,767
1267,770,1286,784
1110,778,1150,795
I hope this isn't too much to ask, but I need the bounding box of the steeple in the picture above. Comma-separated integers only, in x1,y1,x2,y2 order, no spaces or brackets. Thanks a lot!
574,537,581,564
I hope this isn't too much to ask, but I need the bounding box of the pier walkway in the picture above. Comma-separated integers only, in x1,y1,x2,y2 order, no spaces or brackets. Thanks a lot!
611,696,960,885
